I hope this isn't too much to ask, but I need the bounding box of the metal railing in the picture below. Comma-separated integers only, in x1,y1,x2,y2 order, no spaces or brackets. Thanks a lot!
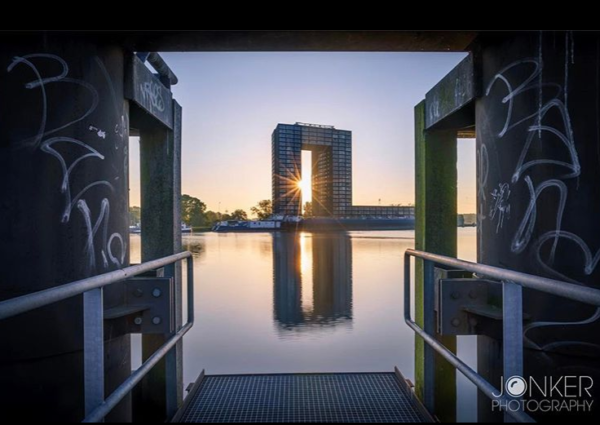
0,251,194,423
404,249,600,424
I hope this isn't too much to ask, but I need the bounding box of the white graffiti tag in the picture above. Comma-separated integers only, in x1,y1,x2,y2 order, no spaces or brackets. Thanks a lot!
139,81,165,113
489,183,511,233
8,54,126,272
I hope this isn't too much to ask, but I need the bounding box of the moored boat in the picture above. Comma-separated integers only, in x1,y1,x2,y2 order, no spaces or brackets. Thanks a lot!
212,220,283,232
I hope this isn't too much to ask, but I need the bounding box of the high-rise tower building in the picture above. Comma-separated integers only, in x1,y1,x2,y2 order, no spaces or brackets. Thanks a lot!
272,122,414,219
272,122,352,217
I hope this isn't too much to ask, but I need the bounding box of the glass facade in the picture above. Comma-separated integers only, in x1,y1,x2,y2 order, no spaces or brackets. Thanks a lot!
272,123,352,217
272,123,415,218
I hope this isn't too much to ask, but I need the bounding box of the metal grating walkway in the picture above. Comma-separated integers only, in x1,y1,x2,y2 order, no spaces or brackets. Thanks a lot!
173,372,432,423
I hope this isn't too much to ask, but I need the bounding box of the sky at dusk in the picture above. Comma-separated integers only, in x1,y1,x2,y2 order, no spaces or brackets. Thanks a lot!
129,52,477,215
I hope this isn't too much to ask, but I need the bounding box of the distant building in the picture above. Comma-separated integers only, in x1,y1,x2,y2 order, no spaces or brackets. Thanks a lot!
272,122,415,218
458,213,477,227
272,122,352,217
349,205,414,218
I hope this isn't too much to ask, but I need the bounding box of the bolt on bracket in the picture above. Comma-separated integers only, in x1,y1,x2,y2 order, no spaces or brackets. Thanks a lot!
438,278,501,336
104,277,174,335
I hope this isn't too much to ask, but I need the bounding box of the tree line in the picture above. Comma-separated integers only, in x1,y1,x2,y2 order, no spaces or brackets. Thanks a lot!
129,198,413,228
129,195,276,228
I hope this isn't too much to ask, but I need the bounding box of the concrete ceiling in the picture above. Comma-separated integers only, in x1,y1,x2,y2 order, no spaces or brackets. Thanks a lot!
128,30,479,52
7,30,479,52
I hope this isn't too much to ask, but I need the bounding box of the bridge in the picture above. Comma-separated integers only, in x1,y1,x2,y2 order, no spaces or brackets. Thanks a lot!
1,31,600,423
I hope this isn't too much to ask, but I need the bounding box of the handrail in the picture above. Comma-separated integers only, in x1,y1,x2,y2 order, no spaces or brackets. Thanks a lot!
84,321,194,423
0,251,194,423
405,249,600,307
402,249,600,423
0,251,193,320
405,249,600,422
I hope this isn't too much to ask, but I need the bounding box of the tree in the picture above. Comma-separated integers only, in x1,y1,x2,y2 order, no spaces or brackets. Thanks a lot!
204,210,221,225
251,200,273,220
129,206,141,226
303,201,314,218
181,194,207,227
230,209,248,220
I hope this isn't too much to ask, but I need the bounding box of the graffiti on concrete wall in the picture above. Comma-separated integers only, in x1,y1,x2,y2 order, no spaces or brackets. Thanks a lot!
481,32,600,356
7,53,126,274
484,54,595,280
139,80,165,114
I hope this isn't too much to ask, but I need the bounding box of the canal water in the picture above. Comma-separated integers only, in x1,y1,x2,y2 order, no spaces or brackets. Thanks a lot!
131,228,478,422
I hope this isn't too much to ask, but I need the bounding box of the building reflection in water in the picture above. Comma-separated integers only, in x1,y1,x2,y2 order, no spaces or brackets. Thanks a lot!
273,232,353,334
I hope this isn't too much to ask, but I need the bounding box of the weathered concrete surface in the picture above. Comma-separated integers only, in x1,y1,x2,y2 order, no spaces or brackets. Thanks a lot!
0,36,130,421
476,31,600,421
138,100,183,421
125,55,174,129
425,54,477,130
5,30,478,53
414,101,458,423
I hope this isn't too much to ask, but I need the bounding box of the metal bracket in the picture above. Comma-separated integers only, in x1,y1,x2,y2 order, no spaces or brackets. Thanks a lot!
104,277,174,334
433,267,474,334
438,278,500,336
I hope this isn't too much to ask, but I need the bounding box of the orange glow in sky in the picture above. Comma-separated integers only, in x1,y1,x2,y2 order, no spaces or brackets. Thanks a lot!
127,52,477,215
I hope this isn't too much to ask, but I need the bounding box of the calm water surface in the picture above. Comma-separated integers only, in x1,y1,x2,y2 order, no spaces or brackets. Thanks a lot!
131,228,478,421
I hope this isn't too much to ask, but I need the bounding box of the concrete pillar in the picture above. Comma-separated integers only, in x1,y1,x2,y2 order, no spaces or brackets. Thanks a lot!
414,101,458,422
138,100,183,421
476,31,600,421
0,34,130,421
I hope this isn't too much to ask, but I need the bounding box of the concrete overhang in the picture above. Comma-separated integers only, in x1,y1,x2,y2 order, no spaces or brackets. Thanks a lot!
3,30,479,52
